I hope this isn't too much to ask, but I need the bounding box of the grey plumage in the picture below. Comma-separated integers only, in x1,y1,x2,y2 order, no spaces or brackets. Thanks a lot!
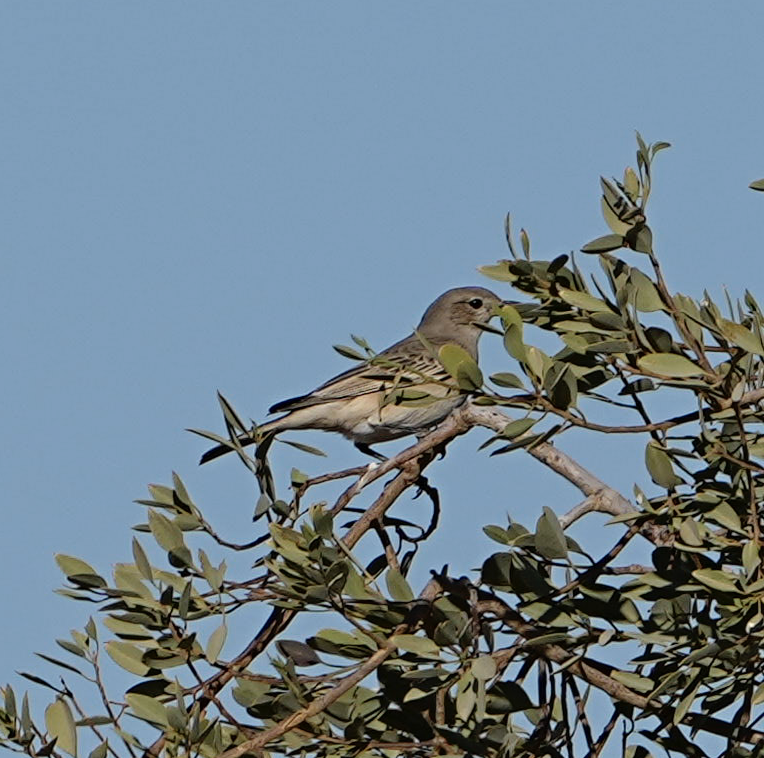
200,286,502,463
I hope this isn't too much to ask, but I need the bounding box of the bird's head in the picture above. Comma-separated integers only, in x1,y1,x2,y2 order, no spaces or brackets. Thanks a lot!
417,286,505,348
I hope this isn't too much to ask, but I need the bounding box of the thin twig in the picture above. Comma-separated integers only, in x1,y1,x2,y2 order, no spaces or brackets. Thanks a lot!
218,580,441,758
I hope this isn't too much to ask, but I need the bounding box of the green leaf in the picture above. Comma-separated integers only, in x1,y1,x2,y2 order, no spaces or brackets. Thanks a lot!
719,318,764,356
707,502,743,533
56,639,86,659
644,327,673,353
478,261,516,282
216,392,249,435
502,418,537,440
386,569,414,602
489,372,525,389
524,346,550,381
601,196,632,235
199,550,224,591
105,641,150,676
276,640,321,667
502,323,525,362
471,655,497,681
232,679,271,708
482,525,510,545
610,671,654,693
311,505,334,539
438,343,483,390
88,741,108,758
679,518,704,547
147,483,175,505
630,225,653,254
498,303,523,329
45,699,77,757
55,554,98,579
562,333,588,354
692,568,741,594
178,581,192,620
534,506,567,560
171,471,193,509
581,234,625,254
545,363,577,410
623,166,639,201
132,539,153,583
558,288,609,312
278,438,328,456
520,228,530,259
35,653,84,676
637,353,703,378
749,179,764,192
618,378,655,396
481,552,512,587
456,678,476,721
126,693,169,726
18,671,58,691
743,540,760,580
391,634,441,658
168,546,193,569
645,441,683,488
148,511,184,551
333,344,366,361
206,622,227,663
630,269,663,312
486,681,535,713
254,493,271,520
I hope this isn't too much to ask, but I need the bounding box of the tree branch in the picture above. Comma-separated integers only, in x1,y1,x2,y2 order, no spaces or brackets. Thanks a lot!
218,580,442,758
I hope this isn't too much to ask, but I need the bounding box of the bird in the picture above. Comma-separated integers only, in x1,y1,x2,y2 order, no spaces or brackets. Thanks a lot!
200,286,503,463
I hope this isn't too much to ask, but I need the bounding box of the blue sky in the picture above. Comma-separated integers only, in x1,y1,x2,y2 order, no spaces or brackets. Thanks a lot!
2,1,764,747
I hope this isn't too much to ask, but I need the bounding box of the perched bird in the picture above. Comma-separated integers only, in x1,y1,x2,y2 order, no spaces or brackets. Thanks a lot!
200,286,503,463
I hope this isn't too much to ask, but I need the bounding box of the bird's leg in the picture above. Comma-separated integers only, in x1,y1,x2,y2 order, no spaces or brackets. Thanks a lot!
354,442,388,462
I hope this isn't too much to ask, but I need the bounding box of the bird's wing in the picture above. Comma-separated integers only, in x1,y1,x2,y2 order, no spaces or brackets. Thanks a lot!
268,336,451,414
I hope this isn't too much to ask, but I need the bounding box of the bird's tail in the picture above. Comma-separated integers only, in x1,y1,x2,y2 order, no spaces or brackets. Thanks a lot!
198,418,285,465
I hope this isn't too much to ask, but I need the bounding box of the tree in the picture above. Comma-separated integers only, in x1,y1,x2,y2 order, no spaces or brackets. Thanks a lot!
4,136,764,758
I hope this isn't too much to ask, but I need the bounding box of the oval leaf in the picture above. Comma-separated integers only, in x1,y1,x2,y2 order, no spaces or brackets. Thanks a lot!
534,506,567,559
645,441,683,488
719,318,764,356
558,288,609,312
489,372,525,389
438,344,483,391
637,353,703,378
386,569,415,602
125,693,169,726
105,641,150,676
206,622,228,663
390,634,441,658
45,699,77,757
581,234,625,254
630,269,664,312
148,511,184,551
471,655,497,681
692,568,741,594
55,554,98,579
502,418,537,440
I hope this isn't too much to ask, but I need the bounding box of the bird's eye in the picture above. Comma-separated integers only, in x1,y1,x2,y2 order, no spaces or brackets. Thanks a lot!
468,298,483,309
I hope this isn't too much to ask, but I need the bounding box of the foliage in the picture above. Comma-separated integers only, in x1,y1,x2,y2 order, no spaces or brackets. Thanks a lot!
4,137,764,757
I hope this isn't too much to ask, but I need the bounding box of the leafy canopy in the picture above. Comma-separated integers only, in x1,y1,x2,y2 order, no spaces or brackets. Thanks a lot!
5,136,764,758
